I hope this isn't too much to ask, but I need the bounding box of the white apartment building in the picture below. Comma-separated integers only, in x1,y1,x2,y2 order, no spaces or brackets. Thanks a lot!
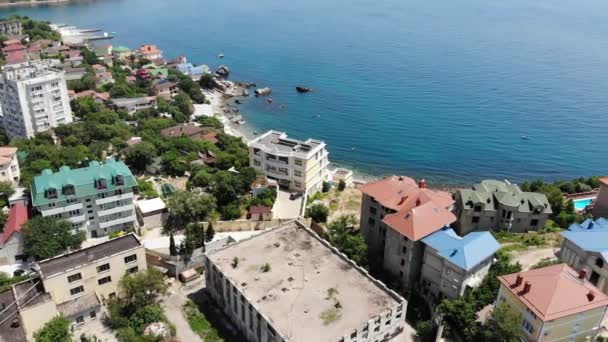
0,146,20,184
31,158,138,239
0,60,73,139
248,130,329,194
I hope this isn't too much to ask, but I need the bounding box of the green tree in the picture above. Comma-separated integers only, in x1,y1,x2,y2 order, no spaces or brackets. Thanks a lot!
119,268,168,309
307,203,329,223
477,303,522,341
322,181,331,193
22,217,86,260
0,180,14,197
125,141,157,172
327,215,368,266
337,179,346,191
415,320,435,342
165,191,217,229
205,221,215,242
180,223,206,255
137,179,159,198
169,233,177,256
34,316,71,342
70,96,103,118
195,115,223,130
174,91,194,116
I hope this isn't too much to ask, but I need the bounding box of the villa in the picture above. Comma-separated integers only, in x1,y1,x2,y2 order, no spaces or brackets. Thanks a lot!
109,96,157,113
137,44,163,61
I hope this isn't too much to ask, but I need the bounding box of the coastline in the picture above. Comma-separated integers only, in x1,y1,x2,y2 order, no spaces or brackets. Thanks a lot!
0,0,71,8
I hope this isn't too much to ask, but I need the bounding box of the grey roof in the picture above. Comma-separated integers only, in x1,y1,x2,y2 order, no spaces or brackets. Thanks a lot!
38,234,142,278
457,179,552,214
249,130,325,158
57,293,101,317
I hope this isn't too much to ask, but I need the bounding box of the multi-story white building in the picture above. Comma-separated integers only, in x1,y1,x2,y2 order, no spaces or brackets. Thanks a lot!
248,130,329,194
31,158,138,239
0,60,73,139
0,146,20,184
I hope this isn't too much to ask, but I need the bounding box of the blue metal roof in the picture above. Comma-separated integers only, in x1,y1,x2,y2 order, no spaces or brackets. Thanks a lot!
421,227,500,271
561,218,608,253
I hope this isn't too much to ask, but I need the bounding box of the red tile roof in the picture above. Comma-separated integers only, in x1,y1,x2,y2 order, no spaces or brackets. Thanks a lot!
75,90,110,102
2,43,26,53
0,203,28,245
599,177,608,186
360,176,456,241
249,206,272,214
5,50,26,64
498,264,608,321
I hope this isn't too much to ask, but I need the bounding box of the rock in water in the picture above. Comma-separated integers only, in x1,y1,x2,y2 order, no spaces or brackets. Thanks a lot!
296,86,312,93
255,87,272,96
216,65,230,77
242,89,250,96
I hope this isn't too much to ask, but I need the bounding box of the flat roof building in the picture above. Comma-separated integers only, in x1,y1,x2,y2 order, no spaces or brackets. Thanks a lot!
204,220,406,342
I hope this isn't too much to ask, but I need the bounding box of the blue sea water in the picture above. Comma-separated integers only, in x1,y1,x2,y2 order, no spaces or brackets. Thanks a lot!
3,0,608,184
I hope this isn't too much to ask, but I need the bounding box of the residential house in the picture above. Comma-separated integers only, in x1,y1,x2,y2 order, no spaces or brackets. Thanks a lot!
91,64,106,73
135,197,167,228
74,90,110,103
112,45,131,60
190,150,217,168
248,130,330,194
331,168,353,187
142,64,168,79
359,176,456,287
176,62,210,80
0,146,20,184
247,205,272,221
94,71,114,86
160,123,219,144
109,96,157,113
0,61,73,139
560,218,608,294
592,178,608,219
137,44,162,60
31,159,138,239
63,66,87,81
0,20,22,36
152,80,178,99
93,44,112,58
204,220,407,342
453,179,552,235
496,264,608,341
420,227,499,300
0,203,28,265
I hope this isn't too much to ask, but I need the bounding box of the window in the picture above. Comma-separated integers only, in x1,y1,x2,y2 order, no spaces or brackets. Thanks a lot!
370,206,377,215
596,258,604,269
97,263,110,273
522,319,534,334
294,170,302,177
90,311,97,319
76,316,84,324
253,159,261,167
97,178,107,189
402,246,407,254
70,286,84,296
294,158,303,166
472,216,480,223
124,254,137,264
115,175,124,186
530,219,539,226
98,276,112,285
400,259,405,266
474,205,482,212
127,266,139,274
368,217,375,226
63,184,75,196
46,188,57,199
67,273,82,283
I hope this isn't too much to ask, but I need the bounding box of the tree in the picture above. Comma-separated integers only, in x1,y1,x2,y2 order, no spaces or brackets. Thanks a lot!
137,179,159,198
22,217,86,260
307,203,329,223
477,303,522,341
327,215,368,266
415,320,435,342
195,115,223,130
205,221,215,242
174,91,194,116
165,191,217,229
125,141,157,172
119,268,168,309
180,223,205,255
337,179,346,191
34,316,72,342
0,180,14,198
169,233,177,256
322,181,331,193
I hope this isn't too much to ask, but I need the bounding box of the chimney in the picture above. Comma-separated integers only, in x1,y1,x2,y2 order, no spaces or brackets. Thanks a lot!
398,196,407,206
579,270,587,280
587,291,595,301
416,199,421,207
511,275,523,288
520,282,531,295
419,179,426,189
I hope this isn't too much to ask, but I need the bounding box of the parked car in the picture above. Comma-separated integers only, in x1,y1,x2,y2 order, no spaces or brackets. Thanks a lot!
290,192,303,200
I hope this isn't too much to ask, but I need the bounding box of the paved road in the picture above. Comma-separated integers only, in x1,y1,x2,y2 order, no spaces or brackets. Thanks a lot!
162,282,203,342
273,189,304,219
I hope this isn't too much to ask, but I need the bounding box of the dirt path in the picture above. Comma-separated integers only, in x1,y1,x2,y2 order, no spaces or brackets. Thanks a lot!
508,246,558,270
162,283,203,342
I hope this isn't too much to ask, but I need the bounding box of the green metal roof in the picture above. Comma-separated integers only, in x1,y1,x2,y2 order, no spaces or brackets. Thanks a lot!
31,159,137,207
161,183,176,197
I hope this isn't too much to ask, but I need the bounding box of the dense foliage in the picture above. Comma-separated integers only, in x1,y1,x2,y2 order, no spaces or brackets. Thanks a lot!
34,316,72,342
306,203,329,223
327,215,368,266
7,16,61,41
165,191,216,229
22,217,85,260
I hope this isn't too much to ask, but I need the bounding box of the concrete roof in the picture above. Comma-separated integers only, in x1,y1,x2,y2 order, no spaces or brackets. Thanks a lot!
38,234,142,278
136,197,166,214
57,293,101,316
421,227,499,271
498,264,608,321
207,221,403,342
249,130,326,159
457,180,552,214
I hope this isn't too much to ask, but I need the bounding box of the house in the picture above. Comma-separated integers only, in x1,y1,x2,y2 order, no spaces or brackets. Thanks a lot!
74,90,110,103
63,66,87,81
204,220,407,342
248,130,330,193
142,64,168,79
160,123,219,144
420,227,499,300
560,218,608,294
175,62,210,80
93,44,112,57
152,80,178,99
331,168,353,187
592,177,608,219
136,197,167,228
190,150,217,167
137,44,162,60
125,136,142,147
4,50,26,64
453,179,552,235
94,71,114,85
359,176,456,287
0,203,28,265
112,45,131,60
496,264,608,341
109,96,157,113
247,205,272,221
0,146,20,184
91,64,106,73
31,159,138,239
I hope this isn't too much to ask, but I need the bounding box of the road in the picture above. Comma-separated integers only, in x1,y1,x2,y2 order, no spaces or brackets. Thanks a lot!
162,281,203,342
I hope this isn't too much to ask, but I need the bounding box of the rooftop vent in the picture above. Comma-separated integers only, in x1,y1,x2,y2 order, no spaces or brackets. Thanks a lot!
450,249,458,257
511,275,523,288
419,179,426,189
587,291,596,301
579,270,587,280
520,282,531,295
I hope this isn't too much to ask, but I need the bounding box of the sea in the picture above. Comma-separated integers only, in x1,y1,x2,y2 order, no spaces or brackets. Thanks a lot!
2,0,608,185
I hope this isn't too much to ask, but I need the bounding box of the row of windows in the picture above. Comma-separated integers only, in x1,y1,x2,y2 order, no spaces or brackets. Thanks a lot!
67,256,138,284
45,176,126,199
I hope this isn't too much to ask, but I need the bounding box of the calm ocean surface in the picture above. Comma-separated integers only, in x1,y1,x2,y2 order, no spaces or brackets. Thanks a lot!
3,0,608,184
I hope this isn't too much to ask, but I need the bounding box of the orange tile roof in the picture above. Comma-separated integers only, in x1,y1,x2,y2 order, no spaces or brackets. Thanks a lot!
360,176,456,241
498,264,608,321
599,177,608,186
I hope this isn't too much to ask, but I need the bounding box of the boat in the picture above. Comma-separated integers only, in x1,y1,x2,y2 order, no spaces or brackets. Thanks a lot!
521,135,530,140
218,53,225,58
296,86,312,93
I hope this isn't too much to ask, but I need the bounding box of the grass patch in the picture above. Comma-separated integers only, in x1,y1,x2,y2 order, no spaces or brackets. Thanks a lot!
183,300,224,342
500,243,528,253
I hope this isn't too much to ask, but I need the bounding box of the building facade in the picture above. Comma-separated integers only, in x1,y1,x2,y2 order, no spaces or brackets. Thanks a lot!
0,146,20,184
419,228,499,300
454,179,552,235
0,61,73,139
31,158,138,239
204,220,406,342
0,203,28,265
248,130,329,194
359,176,456,287
560,218,608,294
592,177,608,219
496,264,608,342
0,20,22,36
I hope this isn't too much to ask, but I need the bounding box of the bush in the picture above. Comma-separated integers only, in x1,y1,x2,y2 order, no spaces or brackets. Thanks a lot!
337,179,346,191
322,181,331,193
34,316,71,342
307,203,329,223
415,320,436,342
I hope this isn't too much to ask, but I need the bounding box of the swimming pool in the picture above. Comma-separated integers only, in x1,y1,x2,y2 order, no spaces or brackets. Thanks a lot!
573,198,595,210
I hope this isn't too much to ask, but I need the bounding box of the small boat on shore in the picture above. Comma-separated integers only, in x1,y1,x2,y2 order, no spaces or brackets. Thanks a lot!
296,86,312,93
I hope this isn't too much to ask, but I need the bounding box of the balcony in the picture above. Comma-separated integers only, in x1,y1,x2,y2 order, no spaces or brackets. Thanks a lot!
95,192,134,205
98,215,136,229
97,205,133,217
68,214,86,223
42,203,83,216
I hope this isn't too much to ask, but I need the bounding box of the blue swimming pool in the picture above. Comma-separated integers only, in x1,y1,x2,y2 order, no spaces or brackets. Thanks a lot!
573,198,594,210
